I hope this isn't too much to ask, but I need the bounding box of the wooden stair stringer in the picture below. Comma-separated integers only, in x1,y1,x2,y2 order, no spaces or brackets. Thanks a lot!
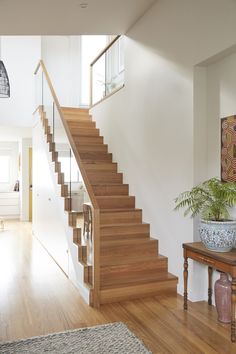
39,109,95,297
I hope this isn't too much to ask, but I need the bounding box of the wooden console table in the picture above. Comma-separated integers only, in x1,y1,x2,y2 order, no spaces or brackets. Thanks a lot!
183,242,236,342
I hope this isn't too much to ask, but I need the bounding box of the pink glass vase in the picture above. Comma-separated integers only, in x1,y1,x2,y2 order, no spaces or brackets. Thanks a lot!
214,272,231,323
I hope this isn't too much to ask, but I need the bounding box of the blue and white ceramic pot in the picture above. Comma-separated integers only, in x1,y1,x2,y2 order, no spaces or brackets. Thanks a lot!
199,220,236,252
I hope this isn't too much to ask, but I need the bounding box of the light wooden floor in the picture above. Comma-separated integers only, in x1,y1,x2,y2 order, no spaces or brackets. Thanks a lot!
0,220,235,354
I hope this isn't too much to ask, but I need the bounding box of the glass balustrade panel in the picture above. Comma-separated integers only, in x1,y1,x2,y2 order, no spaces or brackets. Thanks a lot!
92,54,105,105
105,36,124,95
35,66,93,267
91,36,124,106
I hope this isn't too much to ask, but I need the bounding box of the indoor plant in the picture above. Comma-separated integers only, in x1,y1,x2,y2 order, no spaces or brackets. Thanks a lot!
174,177,236,252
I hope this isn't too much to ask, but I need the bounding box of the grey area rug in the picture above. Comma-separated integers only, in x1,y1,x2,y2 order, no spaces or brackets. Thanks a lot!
0,322,152,354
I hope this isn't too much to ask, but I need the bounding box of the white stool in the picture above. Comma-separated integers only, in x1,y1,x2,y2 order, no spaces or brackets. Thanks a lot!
0,217,4,231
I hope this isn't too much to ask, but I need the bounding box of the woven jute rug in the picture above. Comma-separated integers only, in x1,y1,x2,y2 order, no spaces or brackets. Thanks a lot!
0,322,152,354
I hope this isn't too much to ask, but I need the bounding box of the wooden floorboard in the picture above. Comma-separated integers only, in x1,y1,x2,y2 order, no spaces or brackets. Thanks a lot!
0,220,235,353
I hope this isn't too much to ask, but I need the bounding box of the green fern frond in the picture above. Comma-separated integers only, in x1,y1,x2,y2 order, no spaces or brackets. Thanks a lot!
174,178,236,221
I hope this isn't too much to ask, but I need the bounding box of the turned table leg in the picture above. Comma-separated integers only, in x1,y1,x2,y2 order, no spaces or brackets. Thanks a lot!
208,266,213,306
231,277,236,342
184,253,188,310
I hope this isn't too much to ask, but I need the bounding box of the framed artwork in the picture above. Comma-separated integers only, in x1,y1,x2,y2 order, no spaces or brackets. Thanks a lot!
221,115,236,182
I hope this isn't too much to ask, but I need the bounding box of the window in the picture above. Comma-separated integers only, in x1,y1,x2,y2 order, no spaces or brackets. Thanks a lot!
0,156,10,183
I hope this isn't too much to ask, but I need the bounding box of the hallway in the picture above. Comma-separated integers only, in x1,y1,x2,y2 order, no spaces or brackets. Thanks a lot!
0,221,235,354
0,221,103,341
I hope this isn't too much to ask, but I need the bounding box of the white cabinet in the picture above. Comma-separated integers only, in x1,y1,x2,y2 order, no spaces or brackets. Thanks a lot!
0,192,20,218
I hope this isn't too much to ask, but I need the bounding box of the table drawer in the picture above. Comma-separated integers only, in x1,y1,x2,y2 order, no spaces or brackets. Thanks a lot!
188,250,216,266
186,249,233,273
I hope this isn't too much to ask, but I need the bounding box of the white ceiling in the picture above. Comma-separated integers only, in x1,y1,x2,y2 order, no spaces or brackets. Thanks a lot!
0,0,156,35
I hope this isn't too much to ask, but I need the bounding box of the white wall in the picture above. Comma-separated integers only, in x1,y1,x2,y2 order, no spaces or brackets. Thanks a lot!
91,0,236,301
206,52,236,178
41,36,81,107
0,36,41,127
32,115,90,303
33,121,69,273
19,138,32,221
0,142,19,192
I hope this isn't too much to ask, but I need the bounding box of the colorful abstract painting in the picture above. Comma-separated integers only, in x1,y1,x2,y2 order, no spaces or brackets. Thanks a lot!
221,116,236,182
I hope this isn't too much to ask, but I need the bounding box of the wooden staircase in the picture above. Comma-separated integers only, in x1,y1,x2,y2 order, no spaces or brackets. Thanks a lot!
57,106,178,304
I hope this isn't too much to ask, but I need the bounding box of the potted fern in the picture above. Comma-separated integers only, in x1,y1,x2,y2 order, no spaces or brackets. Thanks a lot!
174,177,236,252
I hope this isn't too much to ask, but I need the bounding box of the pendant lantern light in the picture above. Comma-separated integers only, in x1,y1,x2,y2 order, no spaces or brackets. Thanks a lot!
0,37,10,98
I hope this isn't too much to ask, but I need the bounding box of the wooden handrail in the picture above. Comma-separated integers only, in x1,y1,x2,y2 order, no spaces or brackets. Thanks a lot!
90,35,120,66
34,60,100,308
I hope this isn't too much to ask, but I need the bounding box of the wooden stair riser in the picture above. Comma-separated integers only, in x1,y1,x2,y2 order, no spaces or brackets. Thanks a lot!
78,245,87,263
101,257,168,287
47,133,53,143
88,172,122,185
80,152,113,163
44,124,51,135
100,209,142,225
97,196,135,209
64,115,92,122
48,142,55,152
84,265,93,285
100,276,178,304
61,107,89,114
74,136,104,145
71,128,100,137
64,197,72,211
93,184,129,196
73,228,81,245
67,121,96,129
57,173,64,185
100,223,149,238
68,212,80,227
42,116,48,125
51,151,58,162
42,117,48,129
54,161,61,173
61,184,68,197
83,163,117,172
100,239,158,263
62,107,89,112
77,144,108,153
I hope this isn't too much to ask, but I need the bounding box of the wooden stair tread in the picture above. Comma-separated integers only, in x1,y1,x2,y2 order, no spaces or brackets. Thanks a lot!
101,253,167,264
92,184,128,188
100,222,149,239
100,250,163,266
61,107,89,113
100,208,142,213
101,273,177,290
101,222,148,228
101,273,177,289
101,237,156,246
97,195,134,200
99,274,178,303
